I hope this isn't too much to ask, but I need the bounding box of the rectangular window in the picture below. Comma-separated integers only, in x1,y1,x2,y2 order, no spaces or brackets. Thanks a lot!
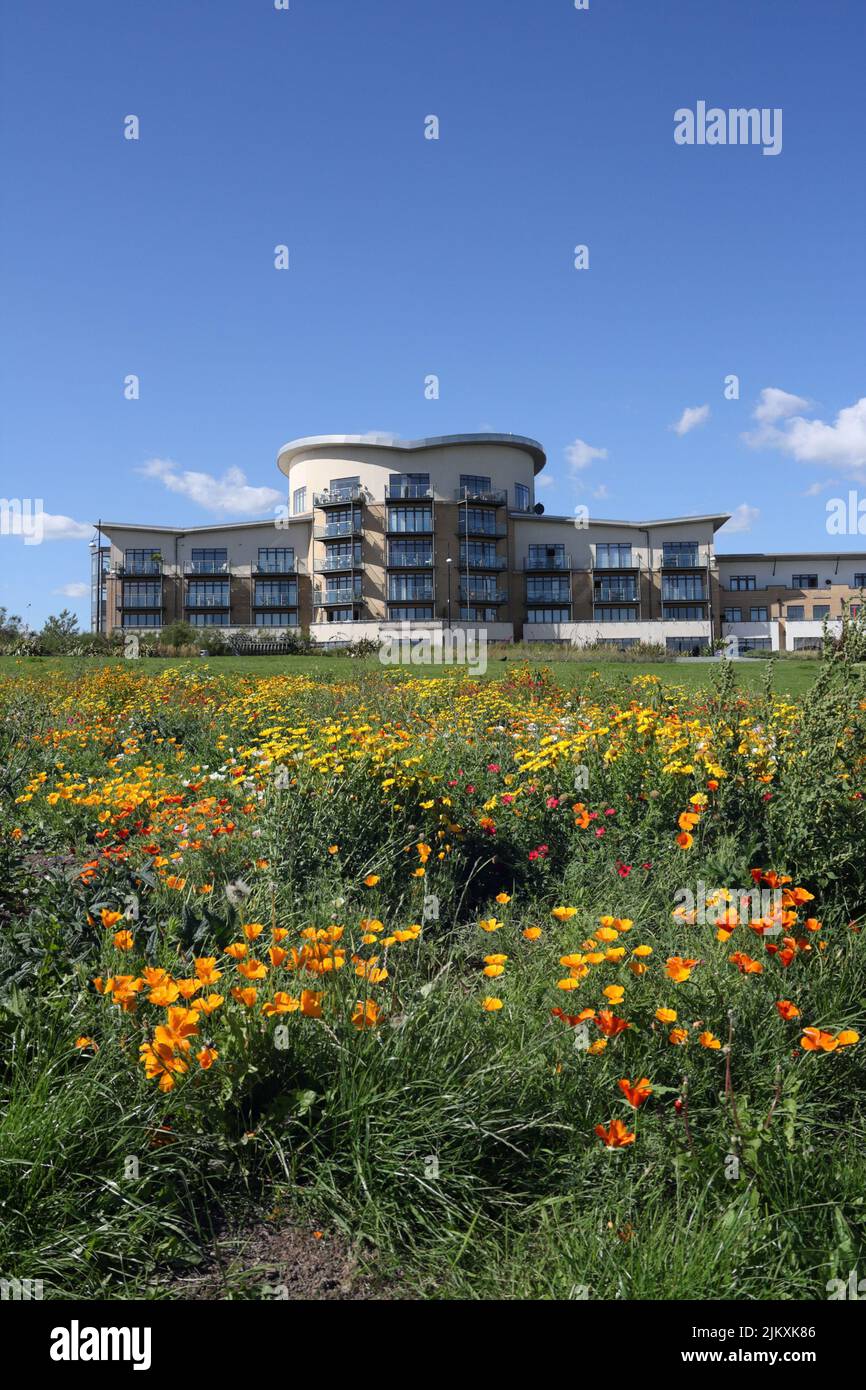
255,610,299,627
527,576,571,603
123,548,162,575
854,574,866,588
595,543,633,569
812,605,830,619
121,611,161,628
459,606,498,621
389,539,434,566
594,606,638,622
460,542,501,567
663,605,706,621
662,541,700,567
739,637,772,652
786,605,805,620
528,543,567,569
257,547,294,573
662,575,706,601
329,476,361,495
254,580,298,607
387,605,434,621
749,607,769,622
527,608,571,623
594,575,638,603
388,473,430,499
514,483,530,511
793,637,822,650
186,580,230,607
458,507,500,535
666,636,708,654
388,574,434,601
387,505,433,533
122,582,161,608
458,474,492,497
190,548,228,574
293,487,307,515
189,611,229,627
723,607,742,623
326,608,355,623
319,541,362,570
792,574,818,589
324,576,362,599
728,575,757,591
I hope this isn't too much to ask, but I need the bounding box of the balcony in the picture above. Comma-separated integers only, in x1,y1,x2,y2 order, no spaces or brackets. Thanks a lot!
457,519,507,539
461,553,508,571
183,561,230,575
314,521,363,540
315,556,365,573
387,552,435,568
254,559,298,575
388,590,434,606
117,560,162,576
386,520,434,537
454,487,507,505
254,593,298,608
593,588,639,604
313,486,365,507
524,555,573,571
661,554,704,570
592,556,639,571
459,585,507,604
185,593,230,609
314,587,364,607
385,484,434,500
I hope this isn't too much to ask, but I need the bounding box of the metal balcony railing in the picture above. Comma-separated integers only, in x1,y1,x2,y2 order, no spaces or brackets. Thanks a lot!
459,586,507,604
387,552,435,568
314,588,363,606
253,593,299,608
118,560,162,576
253,559,298,574
313,486,365,506
454,487,507,505
385,484,434,500
314,521,363,540
460,554,508,571
183,561,230,575
184,594,230,609
316,557,364,573
524,555,573,571
456,519,507,539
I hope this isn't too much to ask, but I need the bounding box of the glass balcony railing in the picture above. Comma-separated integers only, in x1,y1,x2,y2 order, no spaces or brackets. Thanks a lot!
661,553,703,569
459,585,507,604
253,559,298,574
454,487,507,505
314,521,363,540
183,561,230,575
460,554,508,571
387,552,435,567
385,484,433,500
118,560,162,576
313,486,365,506
315,587,363,606
456,519,507,538
316,556,364,573
185,593,230,608
524,555,572,571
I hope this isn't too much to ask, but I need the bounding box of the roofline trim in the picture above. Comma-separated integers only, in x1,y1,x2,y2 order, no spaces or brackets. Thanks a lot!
276,432,547,474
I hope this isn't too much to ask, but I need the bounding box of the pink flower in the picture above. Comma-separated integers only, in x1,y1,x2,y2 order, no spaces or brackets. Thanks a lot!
546,797,559,809
595,828,606,838
487,763,501,773
604,807,617,817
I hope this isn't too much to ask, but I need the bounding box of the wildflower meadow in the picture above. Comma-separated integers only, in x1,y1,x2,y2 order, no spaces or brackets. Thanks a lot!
1,652,864,1301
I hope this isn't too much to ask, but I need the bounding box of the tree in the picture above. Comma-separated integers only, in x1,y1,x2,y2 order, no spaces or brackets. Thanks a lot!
41,610,80,639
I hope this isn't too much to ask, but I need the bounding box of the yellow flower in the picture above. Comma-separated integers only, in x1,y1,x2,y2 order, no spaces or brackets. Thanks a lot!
363,874,380,887
481,997,503,1012
656,1008,677,1023
551,906,578,921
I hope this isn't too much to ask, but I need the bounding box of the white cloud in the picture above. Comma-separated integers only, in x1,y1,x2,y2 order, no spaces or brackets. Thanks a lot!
536,473,555,489
802,479,837,497
565,438,607,472
54,581,89,598
670,404,710,436
745,391,866,478
591,483,609,500
720,503,760,534
138,458,283,515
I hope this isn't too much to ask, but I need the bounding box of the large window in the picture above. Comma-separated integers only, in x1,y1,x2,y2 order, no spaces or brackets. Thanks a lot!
514,483,530,511
186,580,229,607
293,487,307,515
723,607,742,623
387,505,433,533
793,637,822,651
189,611,229,626
662,542,700,568
460,576,502,600
459,606,498,621
749,607,769,622
387,605,434,621
786,605,805,620
255,611,299,627
528,543,567,569
594,607,638,622
813,605,830,619
666,637,706,654
319,505,360,537
739,637,772,652
122,612,161,628
662,575,706,601
389,539,434,566
461,541,500,567
329,475,361,497
595,543,633,569
122,582,161,608
458,508,499,535
190,548,228,574
527,607,571,623
792,574,818,589
527,576,571,603
459,474,492,496
663,605,706,621
324,576,362,599
389,574,434,601
123,548,161,575
388,473,430,499
320,541,362,570
258,547,294,573
254,580,297,607
728,575,757,591
594,575,638,602
854,574,866,588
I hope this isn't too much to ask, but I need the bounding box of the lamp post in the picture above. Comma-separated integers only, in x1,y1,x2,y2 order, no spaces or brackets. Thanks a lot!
446,553,453,629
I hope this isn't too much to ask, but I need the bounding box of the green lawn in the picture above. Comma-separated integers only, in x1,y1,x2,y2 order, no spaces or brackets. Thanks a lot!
0,652,832,695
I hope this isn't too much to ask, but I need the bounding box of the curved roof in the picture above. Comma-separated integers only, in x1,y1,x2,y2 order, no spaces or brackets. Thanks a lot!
276,432,547,475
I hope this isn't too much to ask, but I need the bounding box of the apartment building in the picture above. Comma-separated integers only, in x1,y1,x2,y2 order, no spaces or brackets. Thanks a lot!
90,432,865,652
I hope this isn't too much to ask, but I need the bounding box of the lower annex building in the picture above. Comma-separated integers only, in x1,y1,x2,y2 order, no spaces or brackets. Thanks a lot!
90,433,865,653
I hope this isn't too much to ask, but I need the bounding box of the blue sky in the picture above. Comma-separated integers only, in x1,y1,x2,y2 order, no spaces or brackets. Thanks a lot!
2,0,865,625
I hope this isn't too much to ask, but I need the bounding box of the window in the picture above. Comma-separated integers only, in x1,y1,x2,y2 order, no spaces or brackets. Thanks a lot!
459,606,498,621
458,474,492,497
527,577,571,603
514,483,530,511
254,580,297,607
595,543,633,569
851,604,861,618
739,637,772,652
324,576,362,598
458,507,500,535
390,539,434,566
594,576,638,602
320,541,362,570
329,476,361,498
666,637,706,654
528,543,567,569
123,548,161,575
255,610,299,627
597,637,639,650
258,547,294,573
325,608,355,623
387,605,434,621
186,580,230,608
728,575,756,591
854,574,866,588
663,605,706,621
662,541,700,568
387,505,433,533
122,612,161,628
293,487,307,515
189,611,229,627
122,582,161,608
594,606,639,622
793,637,822,650
461,542,500,568
389,574,434,601
388,473,430,499
527,608,571,623
792,574,818,589
190,548,228,574
749,607,769,622
785,605,805,620
813,605,830,619
723,607,742,623
662,575,706,601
